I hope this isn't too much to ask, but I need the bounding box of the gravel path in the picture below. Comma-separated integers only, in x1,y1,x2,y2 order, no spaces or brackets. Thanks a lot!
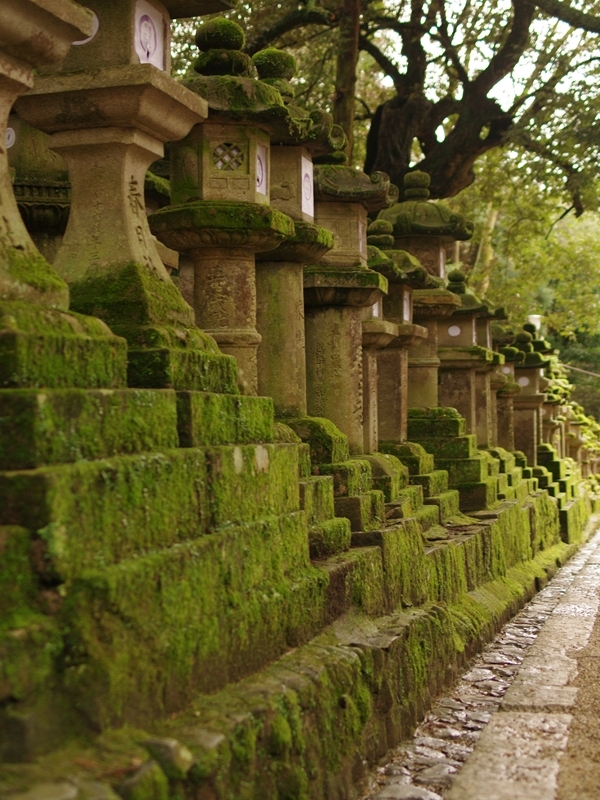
359,529,600,800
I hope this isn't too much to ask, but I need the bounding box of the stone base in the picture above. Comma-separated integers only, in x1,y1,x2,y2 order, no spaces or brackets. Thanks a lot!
0,301,126,389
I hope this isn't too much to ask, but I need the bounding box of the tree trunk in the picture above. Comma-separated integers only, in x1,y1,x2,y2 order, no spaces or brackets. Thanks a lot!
333,0,360,161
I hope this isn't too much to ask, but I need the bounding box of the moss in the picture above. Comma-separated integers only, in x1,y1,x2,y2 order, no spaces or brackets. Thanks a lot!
182,74,285,115
308,517,351,559
127,347,238,394
253,48,297,80
4,247,68,306
0,389,179,470
194,49,252,77
177,392,274,447
378,441,434,475
318,459,372,497
195,18,245,51
285,416,350,466
0,301,127,390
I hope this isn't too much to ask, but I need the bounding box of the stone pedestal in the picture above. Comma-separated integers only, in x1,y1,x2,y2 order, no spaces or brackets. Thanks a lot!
378,325,427,442
0,0,92,310
256,227,332,413
255,145,333,414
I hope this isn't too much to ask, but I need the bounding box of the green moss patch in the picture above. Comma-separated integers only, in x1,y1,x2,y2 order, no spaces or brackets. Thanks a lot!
177,392,274,447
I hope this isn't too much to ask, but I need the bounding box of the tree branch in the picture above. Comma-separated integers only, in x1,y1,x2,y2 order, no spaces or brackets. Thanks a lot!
470,0,536,96
533,0,600,33
517,133,585,215
359,36,406,91
244,6,335,55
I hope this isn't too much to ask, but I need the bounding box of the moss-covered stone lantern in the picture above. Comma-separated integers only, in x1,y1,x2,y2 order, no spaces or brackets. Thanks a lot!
365,226,429,444
16,0,239,392
0,0,128,390
378,171,474,278
150,21,310,394
512,329,551,465
254,51,342,415
303,166,391,453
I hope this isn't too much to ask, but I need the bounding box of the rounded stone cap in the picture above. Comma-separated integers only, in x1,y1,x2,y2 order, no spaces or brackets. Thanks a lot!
404,170,431,199
195,18,245,51
253,48,297,80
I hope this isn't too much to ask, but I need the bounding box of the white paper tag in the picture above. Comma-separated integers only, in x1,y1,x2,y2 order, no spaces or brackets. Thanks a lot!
301,156,314,216
256,143,268,195
134,0,165,70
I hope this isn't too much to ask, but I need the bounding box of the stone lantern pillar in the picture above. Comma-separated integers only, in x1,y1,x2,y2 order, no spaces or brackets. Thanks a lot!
303,166,391,454
377,172,473,408
435,270,497,444
495,347,522,453
365,230,428,444
254,64,344,414
16,0,239,392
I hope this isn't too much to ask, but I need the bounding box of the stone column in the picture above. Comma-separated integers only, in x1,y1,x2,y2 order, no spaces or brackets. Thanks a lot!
304,167,392,454
362,311,399,452
256,145,333,414
513,365,547,465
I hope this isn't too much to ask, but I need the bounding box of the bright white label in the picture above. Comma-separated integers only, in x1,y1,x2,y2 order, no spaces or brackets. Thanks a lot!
359,219,366,253
73,11,100,45
5,128,15,149
541,408,547,416
518,376,530,387
502,366,511,375
134,0,165,70
372,300,381,318
301,156,314,217
403,292,411,322
448,325,461,337
256,143,268,195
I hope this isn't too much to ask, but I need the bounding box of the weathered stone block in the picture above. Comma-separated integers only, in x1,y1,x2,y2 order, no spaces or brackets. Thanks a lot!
407,408,466,439
308,517,351,559
456,479,498,512
127,346,238,393
286,416,350,465
299,476,335,526
415,435,477,460
424,489,461,522
319,459,372,497
334,492,383,532
378,441,434,475
177,391,273,447
435,454,489,485
0,302,127,390
0,389,179,470
410,470,449,498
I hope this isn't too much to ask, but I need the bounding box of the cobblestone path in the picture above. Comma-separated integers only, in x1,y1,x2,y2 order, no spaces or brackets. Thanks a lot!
359,527,600,800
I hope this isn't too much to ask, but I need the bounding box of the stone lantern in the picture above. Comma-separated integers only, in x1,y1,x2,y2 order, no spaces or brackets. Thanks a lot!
365,227,429,444
16,0,239,392
494,345,523,453
150,24,309,394
379,171,474,279
0,0,128,389
513,330,551,465
435,270,498,446
254,54,343,415
377,173,470,409
303,166,391,454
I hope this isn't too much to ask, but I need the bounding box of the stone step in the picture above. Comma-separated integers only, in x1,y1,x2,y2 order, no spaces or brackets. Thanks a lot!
559,495,589,543
495,473,509,496
0,444,301,580
507,466,523,486
299,475,335,526
424,489,461,522
177,391,274,447
417,434,478,460
436,454,489,485
334,490,385,532
410,469,449,498
309,517,352,559
350,518,428,609
318,459,372,497
489,446,516,474
317,546,386,622
485,453,501,477
407,408,466,439
384,495,414,521
456,478,498,512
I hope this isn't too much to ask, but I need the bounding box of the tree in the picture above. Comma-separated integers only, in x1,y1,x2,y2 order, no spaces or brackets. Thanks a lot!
173,0,600,214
